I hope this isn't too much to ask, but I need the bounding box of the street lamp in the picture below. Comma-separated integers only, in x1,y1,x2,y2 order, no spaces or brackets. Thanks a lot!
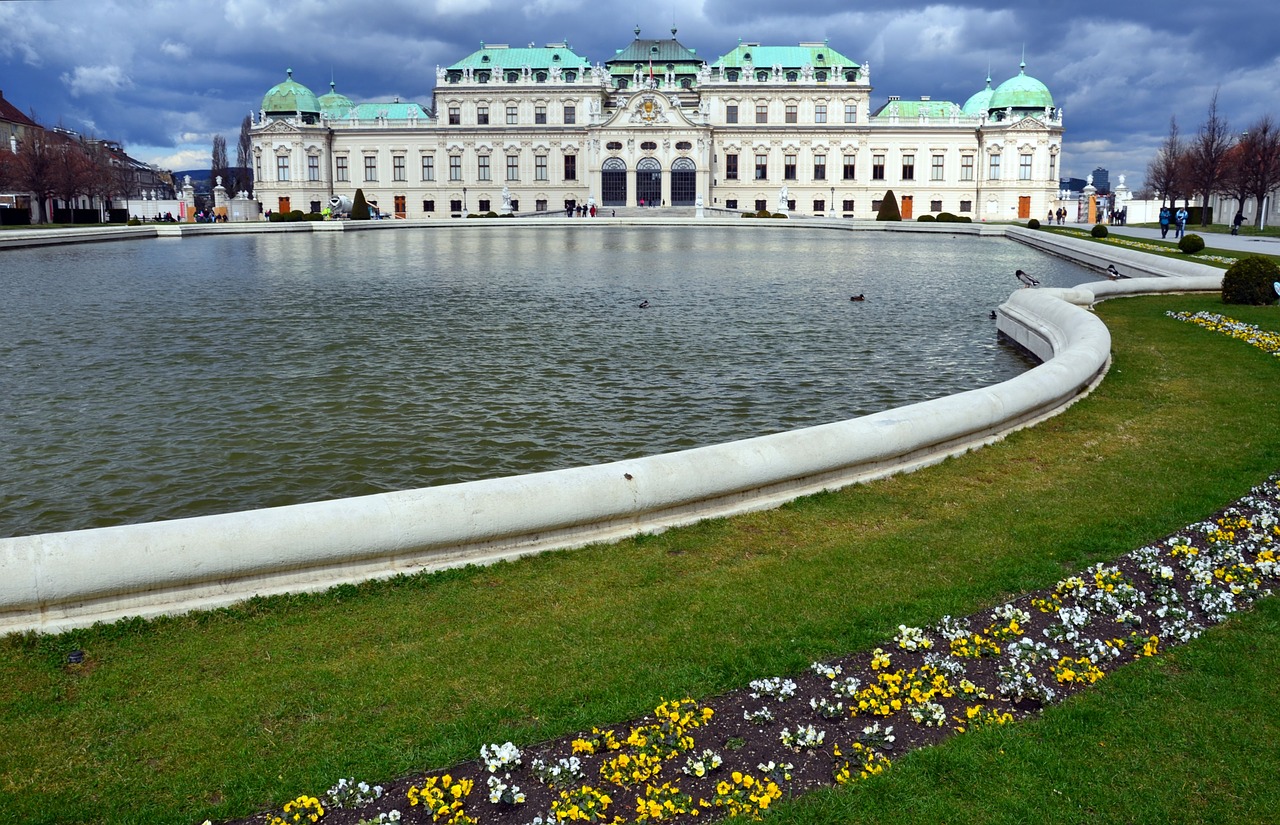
462,186,467,212
830,186,835,217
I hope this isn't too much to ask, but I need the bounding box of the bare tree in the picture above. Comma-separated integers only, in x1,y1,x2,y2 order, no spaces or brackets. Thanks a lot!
236,114,253,195
1186,90,1233,226
82,140,120,221
49,139,94,223
9,132,58,223
1234,115,1280,229
211,134,229,197
1146,116,1183,206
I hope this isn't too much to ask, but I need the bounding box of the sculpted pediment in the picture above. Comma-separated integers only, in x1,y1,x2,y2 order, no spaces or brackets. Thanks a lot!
598,93,702,130
263,119,300,135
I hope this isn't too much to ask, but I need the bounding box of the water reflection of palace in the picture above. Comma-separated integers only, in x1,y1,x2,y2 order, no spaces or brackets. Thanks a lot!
252,28,1063,222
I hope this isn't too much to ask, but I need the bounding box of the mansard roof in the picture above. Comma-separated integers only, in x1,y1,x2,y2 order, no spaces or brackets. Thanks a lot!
872,98,963,119
712,41,860,73
449,43,591,71
607,27,701,67
0,90,40,128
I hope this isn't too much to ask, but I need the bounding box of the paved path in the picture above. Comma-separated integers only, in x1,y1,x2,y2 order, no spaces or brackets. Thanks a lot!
1101,224,1280,256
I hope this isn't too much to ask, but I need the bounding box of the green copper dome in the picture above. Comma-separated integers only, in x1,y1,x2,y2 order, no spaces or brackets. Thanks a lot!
961,74,994,115
261,69,321,115
989,63,1053,112
317,81,353,119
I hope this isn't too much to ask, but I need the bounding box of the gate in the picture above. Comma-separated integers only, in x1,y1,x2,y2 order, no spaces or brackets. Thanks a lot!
670,158,696,206
601,158,628,206
636,157,662,207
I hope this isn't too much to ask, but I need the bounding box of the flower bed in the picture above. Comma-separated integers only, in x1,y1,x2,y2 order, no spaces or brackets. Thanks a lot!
224,472,1280,825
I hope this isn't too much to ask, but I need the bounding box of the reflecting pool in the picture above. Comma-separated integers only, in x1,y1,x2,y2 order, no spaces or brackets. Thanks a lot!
0,226,1099,537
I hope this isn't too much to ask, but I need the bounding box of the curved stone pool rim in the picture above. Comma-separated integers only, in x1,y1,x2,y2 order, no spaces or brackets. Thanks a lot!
0,222,1223,634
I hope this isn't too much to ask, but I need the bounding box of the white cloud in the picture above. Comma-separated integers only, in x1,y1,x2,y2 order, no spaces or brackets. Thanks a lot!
60,64,133,97
143,146,214,170
160,40,191,60
436,0,492,15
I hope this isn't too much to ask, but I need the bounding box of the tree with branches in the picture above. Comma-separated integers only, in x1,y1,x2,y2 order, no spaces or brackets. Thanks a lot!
211,134,229,199
1146,116,1184,207
9,132,58,223
236,114,253,196
1233,116,1280,229
1186,91,1233,226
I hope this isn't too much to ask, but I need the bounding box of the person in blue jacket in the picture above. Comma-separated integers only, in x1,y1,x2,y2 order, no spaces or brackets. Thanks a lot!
1159,205,1171,238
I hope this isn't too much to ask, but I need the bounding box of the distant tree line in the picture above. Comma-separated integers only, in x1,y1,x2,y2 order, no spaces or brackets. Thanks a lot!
0,129,139,224
1148,91,1280,228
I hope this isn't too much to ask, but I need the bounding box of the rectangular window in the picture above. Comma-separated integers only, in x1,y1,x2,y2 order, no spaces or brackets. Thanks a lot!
725,153,738,180
930,199,942,212
1019,153,1032,180
363,156,377,182
478,199,490,212
276,156,289,181
477,106,489,125
564,154,577,180
842,154,856,181
255,156,262,181
931,154,944,181
448,106,460,125
393,155,406,182
755,153,768,180
726,199,738,209
814,199,825,212
844,103,857,123
535,155,548,181
450,199,462,212
564,105,575,124
449,156,462,181
307,155,319,182
814,155,826,181
336,156,348,182
423,200,435,212
872,199,882,212
872,154,885,180
755,102,768,124
842,199,855,212
1049,153,1057,179
815,104,827,124
506,105,518,125
726,104,738,124
535,105,547,125
959,199,972,213
784,154,797,180
989,154,1001,180
755,199,767,212
536,199,548,212
961,155,974,181
421,156,434,181
507,155,519,181
478,155,491,181
902,154,915,180
785,104,797,124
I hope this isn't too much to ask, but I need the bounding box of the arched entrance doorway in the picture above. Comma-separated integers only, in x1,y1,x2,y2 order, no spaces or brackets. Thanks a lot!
636,157,661,207
671,158,696,206
601,158,628,206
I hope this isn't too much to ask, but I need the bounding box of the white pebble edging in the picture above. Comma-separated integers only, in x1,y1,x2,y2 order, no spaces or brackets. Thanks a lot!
0,231,1224,635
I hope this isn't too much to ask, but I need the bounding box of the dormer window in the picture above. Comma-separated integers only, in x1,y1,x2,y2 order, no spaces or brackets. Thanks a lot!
481,55,490,63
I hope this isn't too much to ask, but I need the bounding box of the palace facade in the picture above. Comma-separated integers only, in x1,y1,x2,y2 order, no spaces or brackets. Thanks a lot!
251,28,1063,221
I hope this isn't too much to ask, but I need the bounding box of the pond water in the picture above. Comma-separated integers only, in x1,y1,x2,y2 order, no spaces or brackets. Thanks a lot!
0,226,1098,537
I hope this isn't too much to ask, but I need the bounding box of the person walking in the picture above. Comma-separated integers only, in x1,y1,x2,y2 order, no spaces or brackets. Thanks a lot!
1159,205,1171,239
1232,211,1245,235
1174,206,1188,239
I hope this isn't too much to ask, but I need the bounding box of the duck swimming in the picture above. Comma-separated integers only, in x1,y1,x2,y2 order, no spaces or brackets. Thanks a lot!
850,294,865,302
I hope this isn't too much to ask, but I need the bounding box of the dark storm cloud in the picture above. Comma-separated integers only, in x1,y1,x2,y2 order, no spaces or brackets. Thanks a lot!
1,0,1277,183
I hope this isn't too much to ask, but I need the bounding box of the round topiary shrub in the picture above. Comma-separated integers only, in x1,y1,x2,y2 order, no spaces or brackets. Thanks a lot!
936,212,958,223
1222,255,1280,305
1178,233,1205,254
917,214,935,222
1091,223,1109,238
127,218,141,226
1026,218,1040,230
741,212,755,218
771,212,787,218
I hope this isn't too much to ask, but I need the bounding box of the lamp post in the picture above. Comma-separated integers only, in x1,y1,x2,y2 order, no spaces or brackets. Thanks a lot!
462,186,467,213
830,185,835,217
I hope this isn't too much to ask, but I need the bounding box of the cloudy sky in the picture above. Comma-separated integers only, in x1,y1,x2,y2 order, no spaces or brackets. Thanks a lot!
2,0,1277,187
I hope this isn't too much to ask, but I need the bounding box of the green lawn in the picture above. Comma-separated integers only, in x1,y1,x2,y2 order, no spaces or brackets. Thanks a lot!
1,294,1279,825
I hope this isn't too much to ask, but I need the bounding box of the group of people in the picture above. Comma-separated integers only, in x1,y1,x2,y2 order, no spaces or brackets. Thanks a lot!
194,210,227,223
1158,205,1189,239
131,212,178,222
565,203,614,217
1047,207,1068,225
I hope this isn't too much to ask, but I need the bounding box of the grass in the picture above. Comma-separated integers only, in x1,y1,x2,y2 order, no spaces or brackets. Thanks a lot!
1044,226,1280,269
2,294,1280,825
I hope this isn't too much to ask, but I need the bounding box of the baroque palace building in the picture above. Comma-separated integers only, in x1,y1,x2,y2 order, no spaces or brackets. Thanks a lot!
251,28,1063,221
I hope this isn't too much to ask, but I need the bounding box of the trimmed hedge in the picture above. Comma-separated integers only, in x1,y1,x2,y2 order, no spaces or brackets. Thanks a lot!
917,214,936,222
1221,255,1280,305
876,190,902,221
1091,224,1109,238
1027,218,1041,230
1178,234,1205,254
